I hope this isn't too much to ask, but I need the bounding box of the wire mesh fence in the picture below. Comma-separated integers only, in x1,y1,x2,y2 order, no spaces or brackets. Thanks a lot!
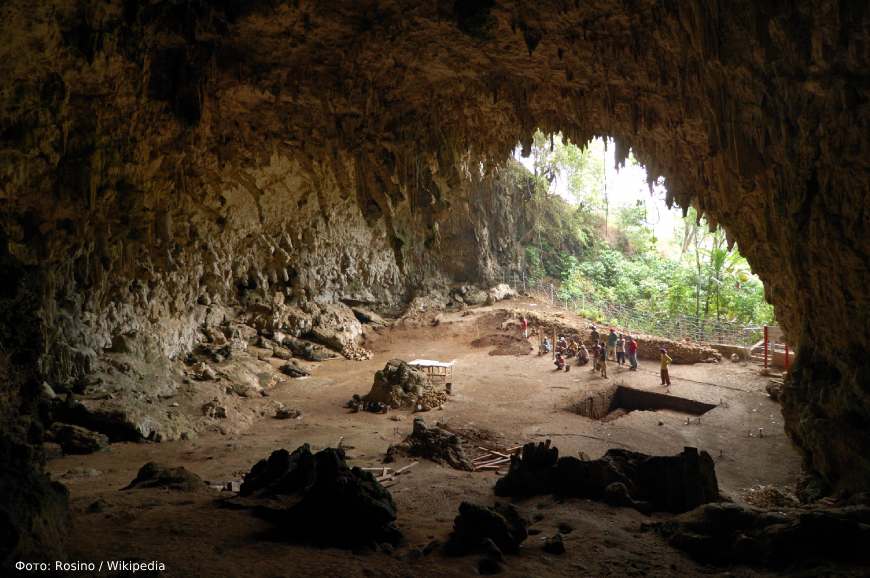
494,271,762,347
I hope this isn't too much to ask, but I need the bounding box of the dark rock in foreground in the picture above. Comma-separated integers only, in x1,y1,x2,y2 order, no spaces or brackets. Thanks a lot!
496,442,718,514
0,434,69,567
444,501,528,557
239,444,401,548
123,462,205,491
655,502,870,568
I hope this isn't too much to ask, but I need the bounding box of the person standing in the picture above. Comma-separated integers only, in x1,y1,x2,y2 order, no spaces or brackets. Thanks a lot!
590,324,599,345
616,334,626,366
607,328,618,360
591,342,601,372
660,347,672,386
627,337,638,371
521,316,529,339
599,341,608,378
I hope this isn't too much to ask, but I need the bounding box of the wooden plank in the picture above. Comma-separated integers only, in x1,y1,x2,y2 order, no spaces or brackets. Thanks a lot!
394,461,418,475
476,446,510,458
475,457,511,468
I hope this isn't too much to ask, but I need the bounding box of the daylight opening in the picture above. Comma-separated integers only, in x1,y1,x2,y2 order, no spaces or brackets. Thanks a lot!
513,132,774,347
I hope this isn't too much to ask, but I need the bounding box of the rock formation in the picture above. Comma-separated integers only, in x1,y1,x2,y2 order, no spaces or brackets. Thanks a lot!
365,359,429,409
655,501,870,569
496,442,719,514
0,0,867,561
387,417,474,471
236,444,402,548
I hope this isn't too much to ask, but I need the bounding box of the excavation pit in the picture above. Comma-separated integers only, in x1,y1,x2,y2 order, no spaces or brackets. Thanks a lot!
571,385,716,422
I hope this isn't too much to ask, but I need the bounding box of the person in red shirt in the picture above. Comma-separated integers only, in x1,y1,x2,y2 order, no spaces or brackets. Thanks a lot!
521,316,529,338
627,337,639,371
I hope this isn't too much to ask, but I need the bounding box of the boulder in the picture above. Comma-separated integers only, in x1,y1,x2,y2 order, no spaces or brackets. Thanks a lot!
307,303,363,352
444,502,528,556
486,283,516,303
238,445,402,548
351,306,388,326
275,405,302,420
279,361,310,378
280,335,334,361
656,502,870,568
365,359,428,409
47,423,108,455
124,462,205,491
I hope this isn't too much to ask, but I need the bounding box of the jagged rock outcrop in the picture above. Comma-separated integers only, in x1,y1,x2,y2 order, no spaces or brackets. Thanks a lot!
0,0,868,561
237,444,402,548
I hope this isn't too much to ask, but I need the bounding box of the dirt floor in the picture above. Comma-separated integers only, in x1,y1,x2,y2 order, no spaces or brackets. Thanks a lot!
47,300,815,577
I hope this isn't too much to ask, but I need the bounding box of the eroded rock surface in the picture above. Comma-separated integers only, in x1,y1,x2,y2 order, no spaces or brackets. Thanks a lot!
0,0,868,563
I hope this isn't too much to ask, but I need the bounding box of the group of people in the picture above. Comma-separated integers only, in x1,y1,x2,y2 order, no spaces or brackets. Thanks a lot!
527,315,674,386
549,334,591,371
588,325,639,374
544,324,649,380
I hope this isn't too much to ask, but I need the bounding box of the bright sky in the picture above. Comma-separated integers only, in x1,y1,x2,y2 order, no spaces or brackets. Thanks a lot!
516,137,683,252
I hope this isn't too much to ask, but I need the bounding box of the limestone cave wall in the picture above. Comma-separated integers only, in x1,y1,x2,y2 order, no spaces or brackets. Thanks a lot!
0,0,868,558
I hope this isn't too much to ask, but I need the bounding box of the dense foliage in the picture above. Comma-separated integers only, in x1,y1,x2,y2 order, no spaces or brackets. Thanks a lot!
519,132,774,328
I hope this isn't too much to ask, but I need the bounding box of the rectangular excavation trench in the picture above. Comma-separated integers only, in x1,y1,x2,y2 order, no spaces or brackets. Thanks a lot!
572,385,717,422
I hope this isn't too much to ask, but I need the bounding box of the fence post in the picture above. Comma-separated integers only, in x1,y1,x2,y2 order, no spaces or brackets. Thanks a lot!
763,325,769,370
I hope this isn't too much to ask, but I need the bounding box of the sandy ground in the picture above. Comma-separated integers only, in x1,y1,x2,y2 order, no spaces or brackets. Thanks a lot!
46,301,808,577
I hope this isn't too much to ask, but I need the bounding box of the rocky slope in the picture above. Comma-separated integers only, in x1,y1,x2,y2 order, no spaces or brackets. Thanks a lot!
0,0,868,562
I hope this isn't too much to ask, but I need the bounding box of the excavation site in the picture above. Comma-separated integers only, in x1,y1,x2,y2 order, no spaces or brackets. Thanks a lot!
1,1,868,577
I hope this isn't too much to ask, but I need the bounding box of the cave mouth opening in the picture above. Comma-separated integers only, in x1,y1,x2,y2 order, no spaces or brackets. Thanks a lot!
511,131,775,335
571,385,717,422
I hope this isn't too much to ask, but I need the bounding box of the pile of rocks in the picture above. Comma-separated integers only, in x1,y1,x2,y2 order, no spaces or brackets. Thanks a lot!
364,359,428,408
416,387,447,411
386,418,473,471
236,444,402,548
341,343,373,361
495,442,719,514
